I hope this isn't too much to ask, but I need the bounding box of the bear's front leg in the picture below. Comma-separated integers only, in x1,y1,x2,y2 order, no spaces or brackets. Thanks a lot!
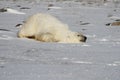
35,32,59,42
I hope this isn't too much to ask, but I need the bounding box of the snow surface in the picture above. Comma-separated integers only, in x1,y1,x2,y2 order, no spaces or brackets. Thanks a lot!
0,0,120,80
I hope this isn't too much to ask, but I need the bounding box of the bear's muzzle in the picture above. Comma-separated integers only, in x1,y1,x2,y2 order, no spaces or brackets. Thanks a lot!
80,35,87,42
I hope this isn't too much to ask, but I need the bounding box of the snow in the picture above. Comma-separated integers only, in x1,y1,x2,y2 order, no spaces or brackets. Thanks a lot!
0,0,120,80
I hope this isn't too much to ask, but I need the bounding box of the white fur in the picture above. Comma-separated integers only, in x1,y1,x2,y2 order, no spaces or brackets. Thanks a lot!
18,13,85,43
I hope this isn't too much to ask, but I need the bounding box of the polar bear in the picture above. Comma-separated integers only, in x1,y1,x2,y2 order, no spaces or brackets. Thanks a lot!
18,13,87,43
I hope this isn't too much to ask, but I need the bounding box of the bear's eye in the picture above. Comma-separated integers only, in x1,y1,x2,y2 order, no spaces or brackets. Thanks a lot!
77,35,81,37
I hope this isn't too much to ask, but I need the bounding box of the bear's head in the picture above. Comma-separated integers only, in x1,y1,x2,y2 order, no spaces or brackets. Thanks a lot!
64,32,87,43
74,32,87,42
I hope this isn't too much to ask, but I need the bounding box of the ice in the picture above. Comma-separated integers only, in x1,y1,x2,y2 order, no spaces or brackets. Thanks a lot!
71,61,93,64
48,6,62,9
6,8,26,15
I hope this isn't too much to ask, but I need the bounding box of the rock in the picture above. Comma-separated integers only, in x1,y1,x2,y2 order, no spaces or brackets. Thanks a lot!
106,21,120,26
111,21,120,26
0,8,7,12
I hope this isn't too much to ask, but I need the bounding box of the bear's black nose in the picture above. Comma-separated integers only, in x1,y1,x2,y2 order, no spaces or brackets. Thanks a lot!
80,36,87,42
84,36,87,42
